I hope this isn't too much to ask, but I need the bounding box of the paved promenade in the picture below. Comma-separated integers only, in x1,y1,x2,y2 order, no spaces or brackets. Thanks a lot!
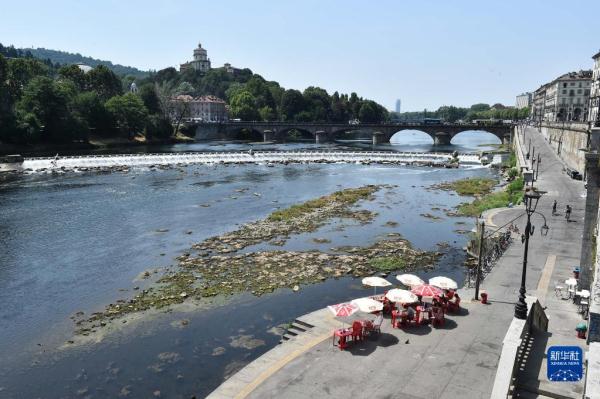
208,126,588,399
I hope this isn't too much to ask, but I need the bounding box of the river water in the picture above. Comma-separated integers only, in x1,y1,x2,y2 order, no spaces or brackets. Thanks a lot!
0,133,501,398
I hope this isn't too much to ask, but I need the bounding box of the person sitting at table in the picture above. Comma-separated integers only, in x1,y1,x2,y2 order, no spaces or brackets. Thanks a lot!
406,304,415,321
440,294,449,307
373,311,383,327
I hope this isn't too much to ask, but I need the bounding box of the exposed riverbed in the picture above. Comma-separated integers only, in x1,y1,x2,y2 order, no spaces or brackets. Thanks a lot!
0,135,501,398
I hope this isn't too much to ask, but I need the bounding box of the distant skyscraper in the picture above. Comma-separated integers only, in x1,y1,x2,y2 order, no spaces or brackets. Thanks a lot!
395,99,401,113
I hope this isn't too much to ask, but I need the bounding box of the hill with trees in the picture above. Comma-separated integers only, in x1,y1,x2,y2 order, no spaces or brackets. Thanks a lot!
0,42,389,150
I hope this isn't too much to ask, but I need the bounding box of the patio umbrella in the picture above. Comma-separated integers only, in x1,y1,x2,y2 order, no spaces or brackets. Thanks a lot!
328,302,359,328
328,302,359,318
351,297,384,313
396,274,424,287
385,288,418,304
411,284,443,298
362,276,392,295
429,276,458,290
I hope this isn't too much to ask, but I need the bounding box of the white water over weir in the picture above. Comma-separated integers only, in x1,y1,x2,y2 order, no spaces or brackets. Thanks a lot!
21,151,482,172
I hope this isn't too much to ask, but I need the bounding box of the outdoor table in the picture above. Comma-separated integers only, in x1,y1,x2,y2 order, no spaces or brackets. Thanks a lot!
333,328,353,350
416,306,432,324
360,320,374,337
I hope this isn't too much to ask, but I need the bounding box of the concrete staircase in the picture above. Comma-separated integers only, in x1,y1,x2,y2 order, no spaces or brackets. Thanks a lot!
280,319,315,343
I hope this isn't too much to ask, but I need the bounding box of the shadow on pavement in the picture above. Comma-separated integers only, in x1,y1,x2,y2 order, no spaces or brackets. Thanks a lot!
401,325,432,335
347,333,399,356
434,318,458,330
448,307,470,316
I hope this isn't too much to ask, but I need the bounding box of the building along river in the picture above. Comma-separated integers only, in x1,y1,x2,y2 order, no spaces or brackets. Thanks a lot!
0,132,503,398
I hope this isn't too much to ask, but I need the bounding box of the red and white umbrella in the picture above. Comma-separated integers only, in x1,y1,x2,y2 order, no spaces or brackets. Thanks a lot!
385,289,418,304
411,284,443,298
351,297,384,313
362,276,392,295
396,274,424,287
429,276,458,290
328,302,359,318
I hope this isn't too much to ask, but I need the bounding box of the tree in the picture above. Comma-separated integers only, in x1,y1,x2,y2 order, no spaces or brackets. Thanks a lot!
16,76,84,142
229,90,259,121
280,89,305,121
71,91,113,136
7,58,49,99
58,64,87,91
470,103,491,112
0,55,17,142
153,67,179,85
105,93,148,138
358,101,379,123
87,65,122,100
303,86,331,122
145,114,173,139
259,105,276,121
175,81,195,96
138,83,162,115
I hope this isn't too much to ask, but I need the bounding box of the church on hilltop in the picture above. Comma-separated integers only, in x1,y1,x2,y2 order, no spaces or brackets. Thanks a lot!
179,42,242,76
180,42,211,73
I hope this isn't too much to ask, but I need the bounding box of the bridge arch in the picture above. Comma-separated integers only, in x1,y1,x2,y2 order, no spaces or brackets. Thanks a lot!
450,129,507,146
331,128,373,141
389,129,435,145
275,127,314,141
226,127,263,142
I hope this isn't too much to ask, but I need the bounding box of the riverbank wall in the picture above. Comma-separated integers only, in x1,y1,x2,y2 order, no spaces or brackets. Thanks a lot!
538,122,589,173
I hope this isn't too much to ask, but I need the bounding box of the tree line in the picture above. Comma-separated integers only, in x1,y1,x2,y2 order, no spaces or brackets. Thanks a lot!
0,43,390,147
145,66,389,123
390,103,530,123
0,53,172,145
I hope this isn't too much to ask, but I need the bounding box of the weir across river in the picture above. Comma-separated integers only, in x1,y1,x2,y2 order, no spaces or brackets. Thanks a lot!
19,150,483,172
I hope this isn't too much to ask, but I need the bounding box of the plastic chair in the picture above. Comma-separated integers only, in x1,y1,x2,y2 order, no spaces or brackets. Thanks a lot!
448,296,461,313
351,321,363,343
554,282,565,298
432,307,445,327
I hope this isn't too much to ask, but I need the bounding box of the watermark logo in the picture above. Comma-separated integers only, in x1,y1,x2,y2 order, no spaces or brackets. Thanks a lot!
547,346,583,382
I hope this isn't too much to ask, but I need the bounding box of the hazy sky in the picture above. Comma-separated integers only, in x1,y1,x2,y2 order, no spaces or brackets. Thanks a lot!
2,0,599,111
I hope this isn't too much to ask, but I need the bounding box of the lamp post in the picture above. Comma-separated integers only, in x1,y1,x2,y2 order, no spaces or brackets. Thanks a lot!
514,188,545,319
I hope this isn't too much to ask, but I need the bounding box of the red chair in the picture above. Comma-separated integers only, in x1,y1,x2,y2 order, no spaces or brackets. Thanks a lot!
432,307,445,327
351,321,363,343
448,295,461,313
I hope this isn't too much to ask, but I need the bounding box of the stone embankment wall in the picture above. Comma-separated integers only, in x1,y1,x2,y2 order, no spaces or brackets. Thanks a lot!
194,124,223,140
539,122,589,173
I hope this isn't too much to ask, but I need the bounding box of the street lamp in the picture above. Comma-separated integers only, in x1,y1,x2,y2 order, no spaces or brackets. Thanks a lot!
514,188,544,319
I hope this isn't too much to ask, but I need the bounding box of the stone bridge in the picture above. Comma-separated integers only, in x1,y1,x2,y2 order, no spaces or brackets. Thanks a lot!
193,121,513,145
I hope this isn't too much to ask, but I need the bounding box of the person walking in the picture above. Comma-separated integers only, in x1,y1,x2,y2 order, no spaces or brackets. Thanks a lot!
565,205,572,222
552,200,557,216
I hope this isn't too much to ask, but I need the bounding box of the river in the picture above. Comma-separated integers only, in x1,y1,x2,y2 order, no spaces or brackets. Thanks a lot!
0,132,501,398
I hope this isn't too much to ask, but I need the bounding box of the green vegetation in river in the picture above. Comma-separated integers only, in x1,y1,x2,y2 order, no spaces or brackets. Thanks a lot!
457,177,524,216
431,177,496,196
73,185,440,336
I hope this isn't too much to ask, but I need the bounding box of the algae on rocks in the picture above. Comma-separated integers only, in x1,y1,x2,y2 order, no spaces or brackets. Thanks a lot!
74,185,440,335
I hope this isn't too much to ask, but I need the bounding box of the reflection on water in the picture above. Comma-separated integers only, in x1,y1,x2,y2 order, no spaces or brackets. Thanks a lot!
0,140,498,398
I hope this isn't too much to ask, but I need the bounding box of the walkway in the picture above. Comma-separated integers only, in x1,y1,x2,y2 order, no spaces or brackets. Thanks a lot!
207,126,588,399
